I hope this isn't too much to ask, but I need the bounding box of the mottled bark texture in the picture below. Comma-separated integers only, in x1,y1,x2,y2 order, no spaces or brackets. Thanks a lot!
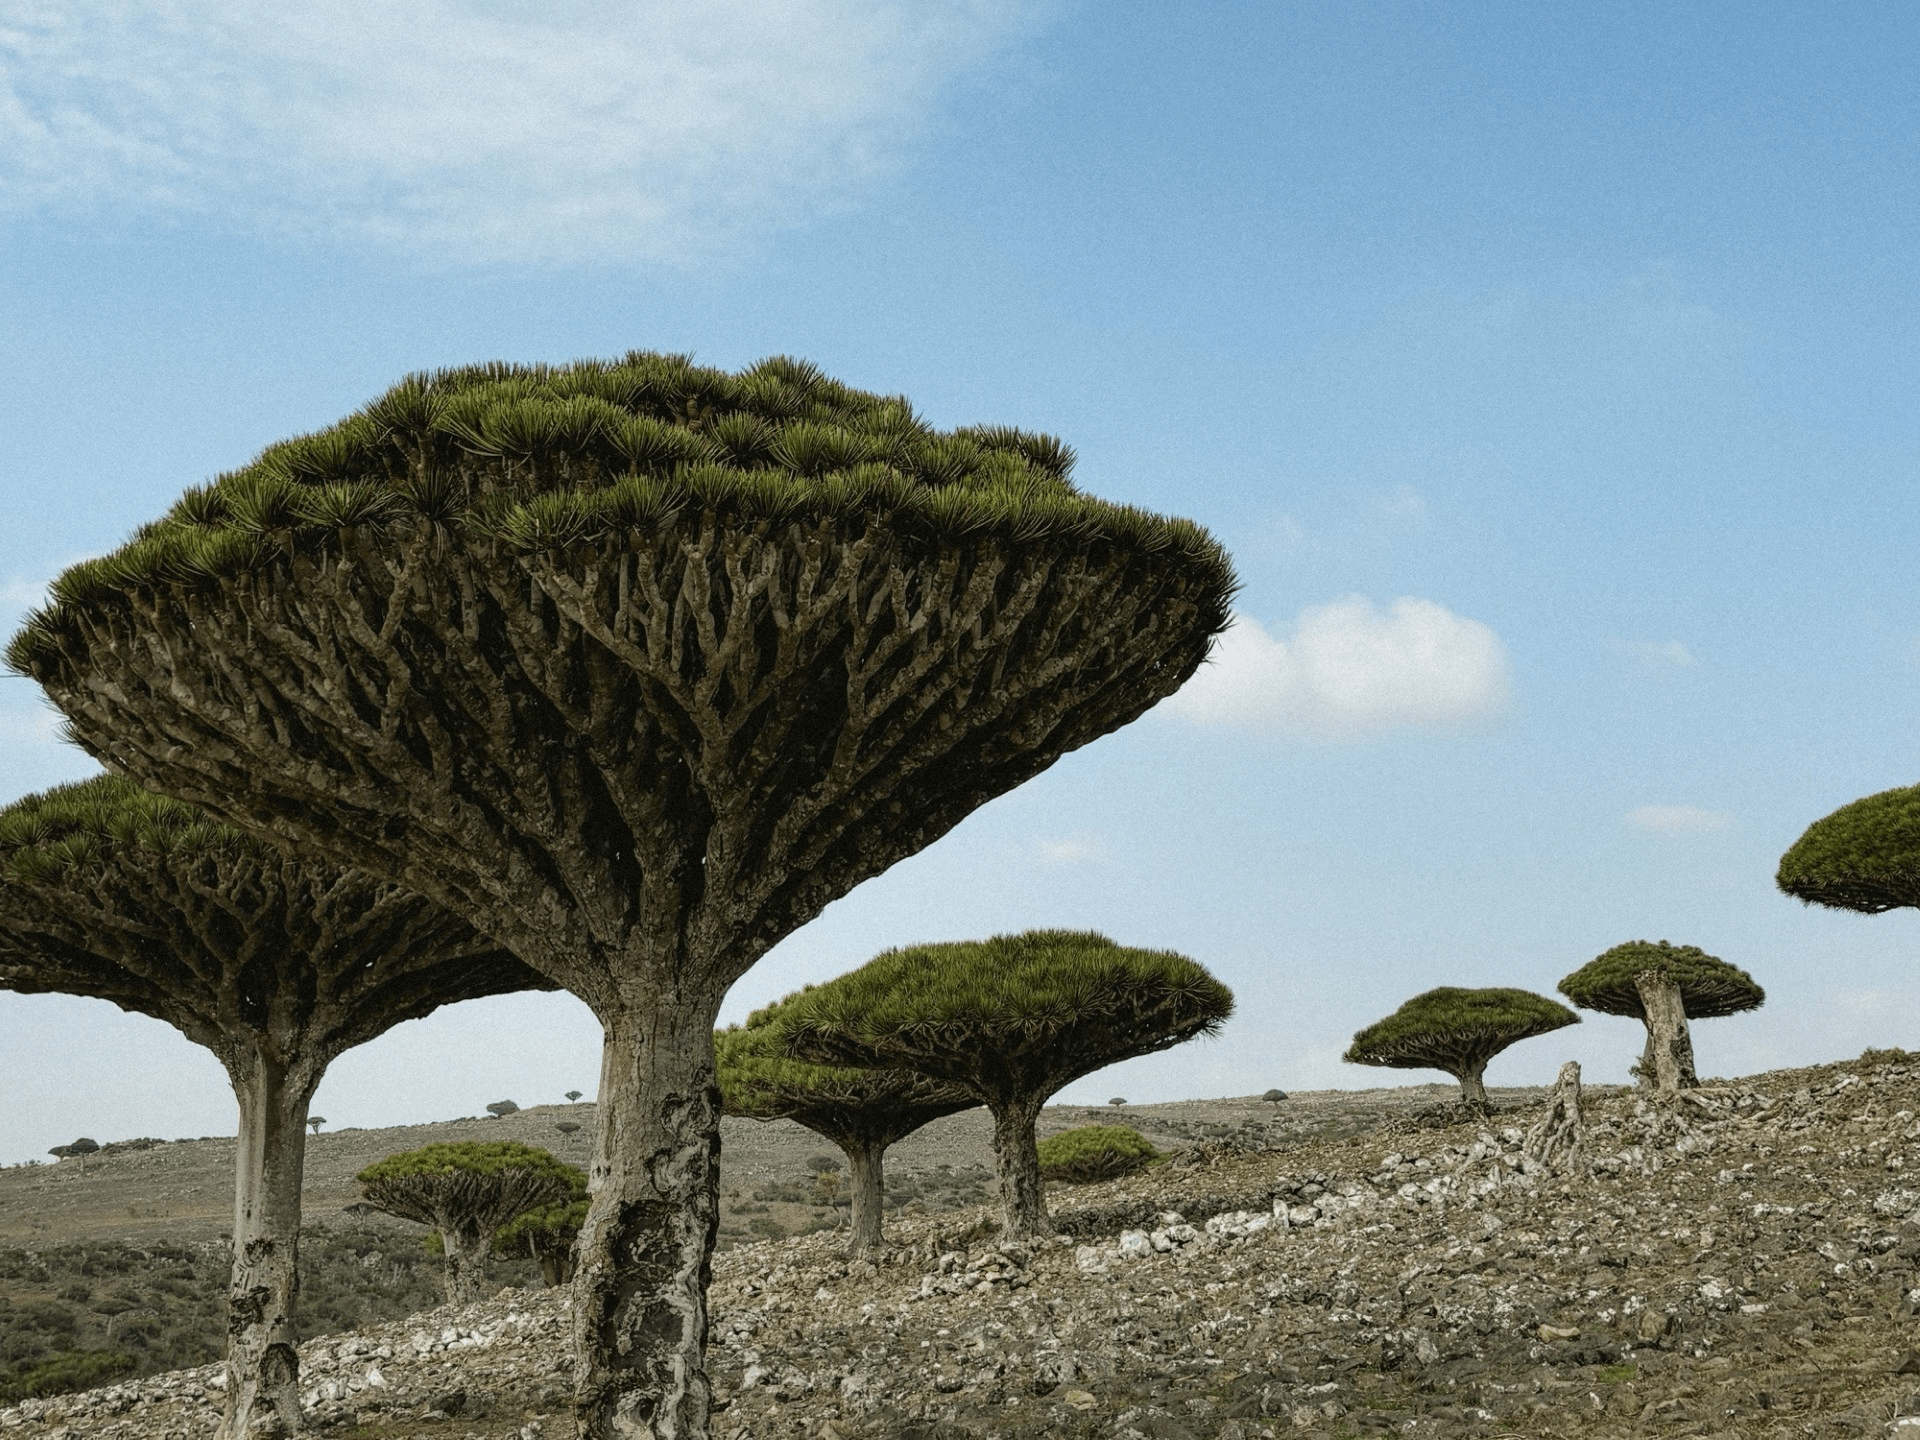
1524,1060,1587,1173
1634,970,1698,1092
990,1096,1048,1240
1457,1064,1490,1110
359,1166,574,1302
0,788,547,1440
20,514,1225,1437
717,1054,975,1256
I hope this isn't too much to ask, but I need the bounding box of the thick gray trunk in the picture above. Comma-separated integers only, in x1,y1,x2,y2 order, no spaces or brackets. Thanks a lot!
990,1096,1049,1240
845,1139,886,1255
441,1224,494,1304
571,1004,720,1439
1457,1064,1490,1110
1634,970,1697,1091
221,1055,314,1440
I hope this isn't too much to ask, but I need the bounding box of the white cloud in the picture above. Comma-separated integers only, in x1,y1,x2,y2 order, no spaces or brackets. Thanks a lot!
1168,596,1511,739
1034,833,1104,865
1613,638,1697,669
1628,804,1732,834
0,1,1036,264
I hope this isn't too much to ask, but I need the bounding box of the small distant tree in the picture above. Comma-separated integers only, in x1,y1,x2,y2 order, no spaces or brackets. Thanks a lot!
774,930,1233,1239
1036,1125,1160,1183
1261,1088,1288,1105
49,1138,99,1174
1343,987,1578,1109
485,1100,520,1119
0,776,552,1437
1108,1097,1126,1108
715,1021,976,1254
564,1091,583,1104
495,1165,589,1287
1559,941,1763,1092
307,1118,326,1135
554,1121,582,1137
358,1142,575,1302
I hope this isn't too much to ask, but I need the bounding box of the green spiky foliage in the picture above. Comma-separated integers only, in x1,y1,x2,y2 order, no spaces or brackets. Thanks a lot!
358,1143,576,1303
1777,784,1920,913
6,351,1236,1437
715,1018,976,1253
1557,942,1764,1020
770,930,1232,1238
1342,987,1577,1108
0,774,550,1437
1035,1125,1162,1184
8,352,1226,673
493,1167,590,1288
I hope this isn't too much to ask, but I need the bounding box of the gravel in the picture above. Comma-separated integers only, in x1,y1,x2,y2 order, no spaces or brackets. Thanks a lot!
8,1056,1920,1438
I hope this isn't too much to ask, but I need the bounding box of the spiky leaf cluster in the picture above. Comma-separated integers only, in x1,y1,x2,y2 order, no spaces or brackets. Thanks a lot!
0,774,244,884
493,1166,589,1261
1558,941,1764,1019
9,352,1230,672
1343,987,1577,1075
357,1143,576,1232
1777,784,1920,913
1035,1125,1162,1184
715,1020,976,1147
768,930,1232,1093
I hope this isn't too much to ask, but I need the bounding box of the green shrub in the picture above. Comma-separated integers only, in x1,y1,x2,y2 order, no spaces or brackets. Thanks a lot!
1036,1125,1162,1184
0,1347,134,1402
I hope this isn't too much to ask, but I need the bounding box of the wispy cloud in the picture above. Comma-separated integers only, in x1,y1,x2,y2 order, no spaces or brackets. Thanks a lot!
1628,804,1732,834
1035,833,1105,865
1612,638,1697,669
0,2,1036,265
1168,597,1511,739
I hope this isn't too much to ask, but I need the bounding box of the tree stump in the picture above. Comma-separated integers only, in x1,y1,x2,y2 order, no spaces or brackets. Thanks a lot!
1525,1061,1587,1174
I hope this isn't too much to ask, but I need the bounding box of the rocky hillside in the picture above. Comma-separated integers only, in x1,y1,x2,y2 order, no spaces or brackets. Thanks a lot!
9,1055,1920,1438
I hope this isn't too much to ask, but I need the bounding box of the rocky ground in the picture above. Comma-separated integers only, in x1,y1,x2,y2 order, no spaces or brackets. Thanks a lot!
9,1055,1920,1438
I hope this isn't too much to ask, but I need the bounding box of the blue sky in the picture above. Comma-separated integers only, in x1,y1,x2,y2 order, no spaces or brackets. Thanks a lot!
2,2,1918,1163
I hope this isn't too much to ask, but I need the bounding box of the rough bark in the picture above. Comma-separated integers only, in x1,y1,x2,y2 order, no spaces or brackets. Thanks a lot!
990,1096,1050,1240
572,1001,722,1440
441,1225,496,1304
222,1053,316,1440
25,520,1227,1438
1525,1061,1587,1173
1456,1064,1490,1110
843,1139,886,1256
1634,970,1698,1091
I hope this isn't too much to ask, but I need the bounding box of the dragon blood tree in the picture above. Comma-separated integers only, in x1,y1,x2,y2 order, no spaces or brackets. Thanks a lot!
1777,783,1920,915
1342,987,1578,1109
358,1143,576,1301
1559,940,1764,1092
771,929,1233,1239
0,776,550,1438
7,351,1235,1438
496,1170,591,1288
715,1019,976,1254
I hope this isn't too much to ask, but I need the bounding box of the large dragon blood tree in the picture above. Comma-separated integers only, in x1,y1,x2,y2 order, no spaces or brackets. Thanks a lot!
1343,986,1577,1109
0,776,550,1438
770,929,1234,1239
1558,940,1764,1092
7,351,1235,1439
715,1017,977,1254
1777,783,1920,916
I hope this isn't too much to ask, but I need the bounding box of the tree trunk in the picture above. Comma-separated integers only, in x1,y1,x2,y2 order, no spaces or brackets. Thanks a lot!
441,1223,494,1304
539,1248,571,1288
1634,970,1697,1091
571,1003,721,1439
222,1054,316,1440
844,1139,887,1256
1457,1064,1490,1110
989,1096,1050,1240
1525,1061,1586,1173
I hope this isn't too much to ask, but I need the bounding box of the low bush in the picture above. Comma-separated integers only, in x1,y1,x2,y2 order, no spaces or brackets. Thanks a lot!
1037,1125,1162,1184
0,1347,135,1402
